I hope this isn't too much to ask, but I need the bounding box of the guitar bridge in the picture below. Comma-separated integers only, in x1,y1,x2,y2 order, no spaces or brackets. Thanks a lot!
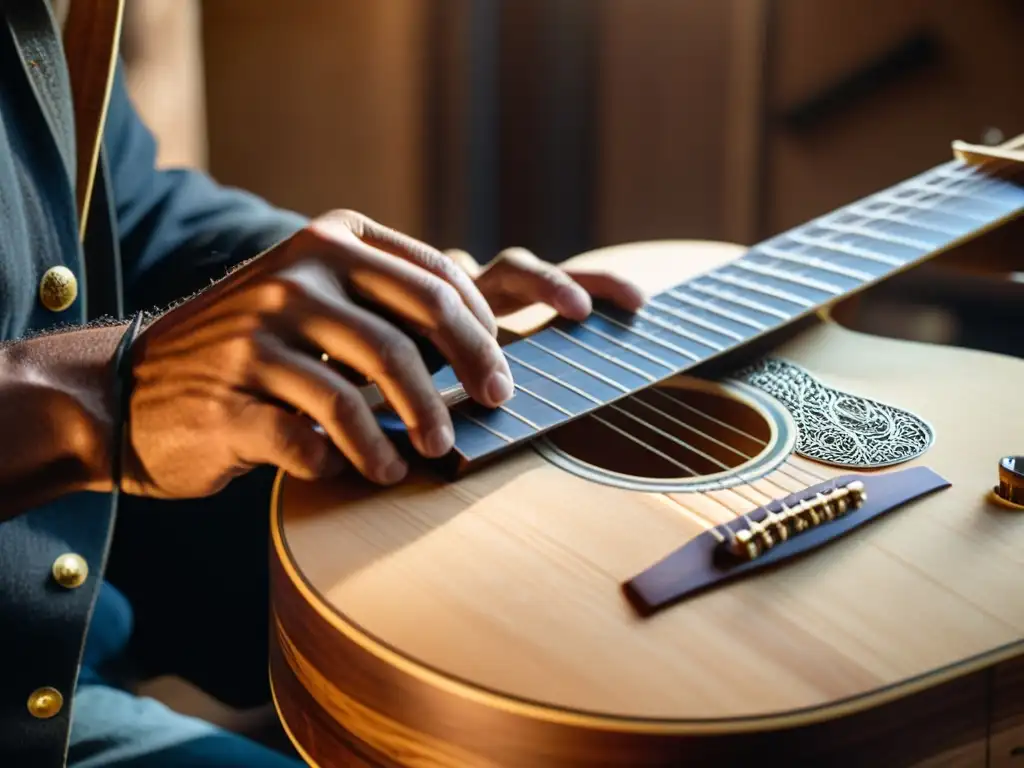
723,480,867,563
622,467,952,617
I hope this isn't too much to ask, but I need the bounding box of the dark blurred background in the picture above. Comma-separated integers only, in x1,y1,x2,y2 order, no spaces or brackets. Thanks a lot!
124,0,1024,350
124,0,1024,254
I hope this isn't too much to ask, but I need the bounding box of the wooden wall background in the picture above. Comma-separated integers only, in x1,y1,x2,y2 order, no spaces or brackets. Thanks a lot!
198,0,1024,263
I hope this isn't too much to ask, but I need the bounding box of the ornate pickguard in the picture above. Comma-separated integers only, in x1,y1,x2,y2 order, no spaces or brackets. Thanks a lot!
733,358,934,469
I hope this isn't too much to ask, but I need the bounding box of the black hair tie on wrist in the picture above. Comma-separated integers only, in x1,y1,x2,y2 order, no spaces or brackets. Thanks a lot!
111,312,145,495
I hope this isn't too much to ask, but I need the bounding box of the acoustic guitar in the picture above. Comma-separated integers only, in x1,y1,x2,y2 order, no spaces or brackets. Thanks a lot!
268,135,1024,767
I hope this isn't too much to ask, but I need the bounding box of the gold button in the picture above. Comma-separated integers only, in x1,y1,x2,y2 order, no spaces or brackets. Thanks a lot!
27,687,63,719
51,553,88,589
38,265,78,312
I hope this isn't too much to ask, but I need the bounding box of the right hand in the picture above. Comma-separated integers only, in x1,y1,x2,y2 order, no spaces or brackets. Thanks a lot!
120,210,514,499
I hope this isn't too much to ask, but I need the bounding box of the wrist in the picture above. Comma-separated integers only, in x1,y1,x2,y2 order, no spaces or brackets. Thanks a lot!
2,325,125,495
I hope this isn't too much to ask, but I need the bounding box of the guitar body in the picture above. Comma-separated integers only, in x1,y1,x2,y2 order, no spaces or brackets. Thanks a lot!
270,238,1024,768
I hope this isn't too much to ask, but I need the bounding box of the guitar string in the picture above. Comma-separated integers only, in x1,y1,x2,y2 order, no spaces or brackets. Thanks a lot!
739,160,1024,295
485,161,1024,539
587,391,832,540
497,352,831,545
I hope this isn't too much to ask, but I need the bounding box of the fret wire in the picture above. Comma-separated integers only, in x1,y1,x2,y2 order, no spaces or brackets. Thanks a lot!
665,289,768,330
590,310,704,361
732,259,844,295
810,220,933,251
704,273,815,309
866,178,1000,226
450,156,1024,467
784,231,904,267
645,298,745,341
928,162,982,183
575,322,676,370
933,162,1024,185
512,383,573,416
689,282,793,320
757,243,875,281
457,411,515,443
903,178,1010,206
522,338,631,393
843,205,965,237
496,403,542,431
503,350,603,404
868,191,990,223
636,309,724,351
548,327,657,381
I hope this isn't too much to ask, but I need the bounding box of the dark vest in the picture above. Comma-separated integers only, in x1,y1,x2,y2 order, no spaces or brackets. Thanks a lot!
1,4,136,766
0,2,307,762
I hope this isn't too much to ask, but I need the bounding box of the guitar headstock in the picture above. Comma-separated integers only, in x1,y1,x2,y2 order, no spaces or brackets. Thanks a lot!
953,132,1024,169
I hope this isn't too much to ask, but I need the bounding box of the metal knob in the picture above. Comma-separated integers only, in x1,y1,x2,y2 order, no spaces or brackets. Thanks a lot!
995,456,1024,509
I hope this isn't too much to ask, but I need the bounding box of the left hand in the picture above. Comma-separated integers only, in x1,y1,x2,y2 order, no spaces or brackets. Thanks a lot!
445,247,646,321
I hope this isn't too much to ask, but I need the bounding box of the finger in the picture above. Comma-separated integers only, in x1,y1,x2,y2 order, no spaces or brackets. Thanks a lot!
245,264,460,458
296,297,457,458
330,248,514,409
566,271,647,312
230,401,347,481
249,340,412,485
444,248,483,279
312,210,499,338
480,248,594,321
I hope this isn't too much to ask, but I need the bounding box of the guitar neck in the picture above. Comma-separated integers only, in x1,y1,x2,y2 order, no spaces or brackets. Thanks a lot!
409,158,1024,476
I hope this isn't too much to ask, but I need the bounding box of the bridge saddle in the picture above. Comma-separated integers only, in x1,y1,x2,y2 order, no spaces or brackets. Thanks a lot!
724,481,867,563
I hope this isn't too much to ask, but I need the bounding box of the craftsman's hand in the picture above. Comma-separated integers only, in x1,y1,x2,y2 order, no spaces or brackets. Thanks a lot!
122,210,515,498
120,213,645,499
447,247,645,321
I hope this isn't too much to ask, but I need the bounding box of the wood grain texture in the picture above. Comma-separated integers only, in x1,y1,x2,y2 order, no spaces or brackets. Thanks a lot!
200,0,431,235
765,0,1024,234
271,239,1024,765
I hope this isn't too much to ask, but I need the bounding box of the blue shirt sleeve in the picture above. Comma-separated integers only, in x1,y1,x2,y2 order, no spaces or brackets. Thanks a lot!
102,62,308,313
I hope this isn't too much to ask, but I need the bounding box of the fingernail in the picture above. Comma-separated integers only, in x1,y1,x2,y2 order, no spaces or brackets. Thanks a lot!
554,284,591,320
425,424,454,457
626,287,647,311
378,458,408,485
486,370,514,405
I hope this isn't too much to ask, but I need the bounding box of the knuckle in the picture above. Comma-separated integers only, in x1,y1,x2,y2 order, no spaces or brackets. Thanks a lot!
375,332,418,377
328,384,363,427
319,208,367,232
197,395,234,429
255,276,306,312
495,247,539,269
223,336,260,373
421,280,463,326
278,419,323,469
221,330,276,386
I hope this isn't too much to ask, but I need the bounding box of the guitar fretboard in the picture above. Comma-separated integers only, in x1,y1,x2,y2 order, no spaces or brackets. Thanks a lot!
411,160,1024,474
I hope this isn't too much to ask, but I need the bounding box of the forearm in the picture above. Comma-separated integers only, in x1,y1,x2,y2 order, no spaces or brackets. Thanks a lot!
0,325,122,521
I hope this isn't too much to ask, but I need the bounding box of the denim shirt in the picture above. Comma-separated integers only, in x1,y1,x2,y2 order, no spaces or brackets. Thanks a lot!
0,4,305,765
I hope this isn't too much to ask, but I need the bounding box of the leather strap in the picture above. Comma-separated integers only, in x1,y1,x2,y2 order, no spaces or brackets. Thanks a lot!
61,0,124,240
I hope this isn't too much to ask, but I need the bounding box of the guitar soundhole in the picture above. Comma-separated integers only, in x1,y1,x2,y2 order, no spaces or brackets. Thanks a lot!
534,377,798,493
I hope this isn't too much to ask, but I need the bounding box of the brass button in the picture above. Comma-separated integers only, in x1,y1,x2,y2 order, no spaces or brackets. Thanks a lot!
51,553,88,589
27,687,63,719
38,265,78,312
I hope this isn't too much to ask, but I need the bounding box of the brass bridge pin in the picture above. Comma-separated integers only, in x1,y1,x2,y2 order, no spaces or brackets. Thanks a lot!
994,456,1024,509
726,480,869,562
